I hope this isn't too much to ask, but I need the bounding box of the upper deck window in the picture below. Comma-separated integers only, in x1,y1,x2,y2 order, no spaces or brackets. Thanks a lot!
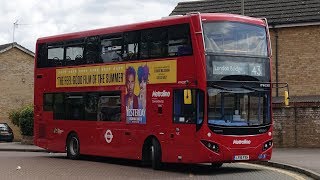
101,35,123,63
66,46,84,65
48,47,64,60
203,22,268,57
168,24,192,56
37,24,192,68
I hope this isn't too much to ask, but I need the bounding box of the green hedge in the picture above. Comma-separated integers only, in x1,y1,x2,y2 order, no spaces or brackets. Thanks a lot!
9,108,22,127
9,105,34,136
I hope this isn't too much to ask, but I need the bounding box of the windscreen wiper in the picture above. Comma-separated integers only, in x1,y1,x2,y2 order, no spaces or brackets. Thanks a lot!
208,83,230,91
241,85,267,92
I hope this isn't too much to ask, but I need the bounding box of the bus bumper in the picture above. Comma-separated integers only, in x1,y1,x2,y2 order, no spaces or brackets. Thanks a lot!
190,140,273,163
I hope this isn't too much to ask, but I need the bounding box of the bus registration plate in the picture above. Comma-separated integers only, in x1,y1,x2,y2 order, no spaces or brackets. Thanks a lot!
234,155,249,160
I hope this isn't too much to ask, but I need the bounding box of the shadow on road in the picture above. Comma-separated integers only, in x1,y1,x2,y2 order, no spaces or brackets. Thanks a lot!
46,153,262,176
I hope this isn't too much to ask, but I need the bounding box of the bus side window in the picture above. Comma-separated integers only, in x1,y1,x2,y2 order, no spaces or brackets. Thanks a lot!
173,89,196,124
97,92,121,122
84,93,99,121
168,24,192,57
53,93,65,120
100,35,123,63
140,27,168,59
65,93,84,120
149,27,168,58
48,46,64,67
84,36,101,64
37,43,48,68
123,31,140,61
43,93,54,111
66,46,84,66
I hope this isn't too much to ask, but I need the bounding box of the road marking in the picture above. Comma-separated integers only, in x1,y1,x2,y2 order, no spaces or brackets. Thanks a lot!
241,163,306,180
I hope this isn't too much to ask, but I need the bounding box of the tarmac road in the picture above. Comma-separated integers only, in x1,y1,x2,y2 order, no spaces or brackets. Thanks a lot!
0,151,313,180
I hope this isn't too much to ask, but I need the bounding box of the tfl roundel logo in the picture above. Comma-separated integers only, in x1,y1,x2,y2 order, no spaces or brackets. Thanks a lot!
104,129,113,143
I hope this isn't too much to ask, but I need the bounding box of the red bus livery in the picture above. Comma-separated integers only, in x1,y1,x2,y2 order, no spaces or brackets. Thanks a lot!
34,13,273,169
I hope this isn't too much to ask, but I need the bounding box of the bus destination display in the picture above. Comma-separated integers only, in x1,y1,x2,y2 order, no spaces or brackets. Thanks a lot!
212,61,265,77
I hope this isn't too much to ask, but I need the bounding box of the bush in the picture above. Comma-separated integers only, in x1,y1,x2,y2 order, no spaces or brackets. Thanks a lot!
19,106,34,136
8,105,34,136
9,108,22,127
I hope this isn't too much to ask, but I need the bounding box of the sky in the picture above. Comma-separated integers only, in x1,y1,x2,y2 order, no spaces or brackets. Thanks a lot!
0,0,196,52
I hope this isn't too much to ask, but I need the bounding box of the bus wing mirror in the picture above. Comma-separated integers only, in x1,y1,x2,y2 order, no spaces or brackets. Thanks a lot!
284,90,289,106
184,89,192,104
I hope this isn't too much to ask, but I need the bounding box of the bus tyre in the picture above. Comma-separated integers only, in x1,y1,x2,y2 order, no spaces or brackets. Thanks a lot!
67,133,80,160
211,163,223,168
151,139,162,170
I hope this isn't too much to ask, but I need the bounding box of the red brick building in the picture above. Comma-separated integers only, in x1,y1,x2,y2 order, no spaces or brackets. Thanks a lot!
0,42,34,140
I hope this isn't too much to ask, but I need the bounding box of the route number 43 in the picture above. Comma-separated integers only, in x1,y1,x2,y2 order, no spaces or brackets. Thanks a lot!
251,66,262,76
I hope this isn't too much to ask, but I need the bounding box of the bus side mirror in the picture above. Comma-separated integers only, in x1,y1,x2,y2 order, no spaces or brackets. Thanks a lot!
284,91,289,106
184,89,192,104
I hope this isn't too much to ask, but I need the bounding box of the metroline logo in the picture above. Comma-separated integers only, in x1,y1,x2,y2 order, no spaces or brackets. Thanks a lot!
152,90,170,98
233,139,251,145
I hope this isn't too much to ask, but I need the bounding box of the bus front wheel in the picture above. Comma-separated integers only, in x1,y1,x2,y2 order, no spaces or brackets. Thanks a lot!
151,139,162,170
67,133,80,160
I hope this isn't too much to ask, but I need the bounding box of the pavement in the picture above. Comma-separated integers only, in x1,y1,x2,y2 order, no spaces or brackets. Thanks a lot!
0,142,319,179
0,142,45,152
256,148,320,180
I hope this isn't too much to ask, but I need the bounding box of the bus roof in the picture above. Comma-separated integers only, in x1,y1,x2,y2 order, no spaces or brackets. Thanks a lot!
37,13,266,44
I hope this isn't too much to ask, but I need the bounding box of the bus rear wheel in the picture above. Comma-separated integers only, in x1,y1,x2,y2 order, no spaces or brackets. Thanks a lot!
151,139,162,170
67,133,80,160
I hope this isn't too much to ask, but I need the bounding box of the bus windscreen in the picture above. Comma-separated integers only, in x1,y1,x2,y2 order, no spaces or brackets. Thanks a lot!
203,22,268,57
207,87,270,127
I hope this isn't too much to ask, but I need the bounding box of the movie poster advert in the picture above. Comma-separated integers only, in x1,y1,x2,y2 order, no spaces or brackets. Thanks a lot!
56,60,177,125
125,62,148,124
125,60,177,124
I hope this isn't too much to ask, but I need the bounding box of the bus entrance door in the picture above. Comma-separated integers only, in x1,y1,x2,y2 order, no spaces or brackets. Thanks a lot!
167,89,200,162
169,123,196,163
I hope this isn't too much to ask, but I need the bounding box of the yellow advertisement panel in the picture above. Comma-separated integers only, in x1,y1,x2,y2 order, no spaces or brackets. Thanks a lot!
56,64,125,88
56,68,78,87
147,60,177,84
77,66,100,86
56,60,176,88
100,64,125,86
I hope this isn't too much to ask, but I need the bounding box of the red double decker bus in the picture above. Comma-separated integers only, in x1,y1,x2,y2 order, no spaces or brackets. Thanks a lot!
34,13,273,169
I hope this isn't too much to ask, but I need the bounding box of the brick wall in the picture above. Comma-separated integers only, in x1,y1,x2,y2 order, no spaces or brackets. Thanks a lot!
273,103,320,148
270,25,320,97
0,48,34,140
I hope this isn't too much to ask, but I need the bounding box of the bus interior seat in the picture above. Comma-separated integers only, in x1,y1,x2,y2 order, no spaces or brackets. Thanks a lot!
177,45,192,56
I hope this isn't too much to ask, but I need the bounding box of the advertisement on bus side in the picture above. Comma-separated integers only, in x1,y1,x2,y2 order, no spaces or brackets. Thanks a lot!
55,60,177,124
